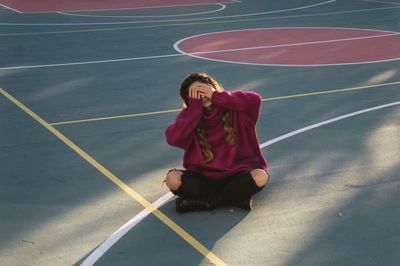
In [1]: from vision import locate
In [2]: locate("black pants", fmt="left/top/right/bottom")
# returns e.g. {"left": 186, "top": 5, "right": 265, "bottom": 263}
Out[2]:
{"left": 171, "top": 170, "right": 266, "bottom": 208}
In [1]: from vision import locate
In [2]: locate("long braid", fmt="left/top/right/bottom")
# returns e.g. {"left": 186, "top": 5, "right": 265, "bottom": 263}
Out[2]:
{"left": 196, "top": 123, "right": 214, "bottom": 163}
{"left": 180, "top": 72, "right": 235, "bottom": 164}
{"left": 222, "top": 109, "right": 235, "bottom": 145}
{"left": 196, "top": 110, "right": 234, "bottom": 164}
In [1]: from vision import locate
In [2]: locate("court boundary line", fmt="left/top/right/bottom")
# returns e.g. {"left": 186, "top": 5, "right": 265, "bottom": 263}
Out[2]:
{"left": 48, "top": 80, "right": 400, "bottom": 126}
{"left": 360, "top": 0, "right": 400, "bottom": 5}
{"left": 174, "top": 27, "right": 400, "bottom": 66}
{"left": 80, "top": 192, "right": 175, "bottom": 266}
{"left": 7, "top": 0, "right": 235, "bottom": 14}
{"left": 84, "top": 100, "right": 400, "bottom": 265}
{"left": 57, "top": 4, "right": 227, "bottom": 18}
{"left": 0, "top": 87, "right": 226, "bottom": 266}
{"left": 1, "top": 26, "right": 400, "bottom": 70}
{"left": 0, "top": 53, "right": 183, "bottom": 71}
{"left": 0, "top": 3, "right": 22, "bottom": 13}
{"left": 1, "top": 5, "right": 399, "bottom": 36}
{"left": 50, "top": 109, "right": 182, "bottom": 126}
{"left": 0, "top": 0, "right": 335, "bottom": 25}
{"left": 0, "top": 1, "right": 396, "bottom": 264}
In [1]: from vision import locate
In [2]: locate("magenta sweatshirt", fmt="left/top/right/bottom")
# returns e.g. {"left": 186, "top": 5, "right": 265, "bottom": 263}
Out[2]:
{"left": 166, "top": 90, "right": 268, "bottom": 180}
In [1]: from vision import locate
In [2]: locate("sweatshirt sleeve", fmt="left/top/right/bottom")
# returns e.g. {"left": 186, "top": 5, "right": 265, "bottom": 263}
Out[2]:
{"left": 211, "top": 90, "right": 262, "bottom": 124}
{"left": 165, "top": 98, "right": 202, "bottom": 149}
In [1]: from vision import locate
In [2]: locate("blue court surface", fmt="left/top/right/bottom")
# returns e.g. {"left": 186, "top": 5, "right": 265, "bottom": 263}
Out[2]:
{"left": 1, "top": 0, "right": 400, "bottom": 265}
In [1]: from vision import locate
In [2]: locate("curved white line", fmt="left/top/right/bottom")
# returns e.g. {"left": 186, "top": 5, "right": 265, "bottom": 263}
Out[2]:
{"left": 31, "top": 2, "right": 232, "bottom": 13}
{"left": 2, "top": 27, "right": 399, "bottom": 70}
{"left": 177, "top": 32, "right": 399, "bottom": 54}
{"left": 57, "top": 4, "right": 226, "bottom": 18}
{"left": 80, "top": 192, "right": 174, "bottom": 266}
{"left": 183, "top": 56, "right": 400, "bottom": 67}
{"left": 259, "top": 101, "right": 400, "bottom": 148}
{"left": 0, "top": 0, "right": 335, "bottom": 26}
{"left": 82, "top": 101, "right": 400, "bottom": 265}
{"left": 174, "top": 26, "right": 400, "bottom": 66}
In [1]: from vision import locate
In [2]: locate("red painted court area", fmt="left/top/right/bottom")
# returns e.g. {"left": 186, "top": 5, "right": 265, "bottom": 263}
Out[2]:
{"left": 175, "top": 28, "right": 400, "bottom": 66}
{"left": 0, "top": 0, "right": 234, "bottom": 13}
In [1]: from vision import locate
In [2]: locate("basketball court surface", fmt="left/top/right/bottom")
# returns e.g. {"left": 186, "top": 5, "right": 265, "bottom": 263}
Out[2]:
{"left": 1, "top": 0, "right": 399, "bottom": 265}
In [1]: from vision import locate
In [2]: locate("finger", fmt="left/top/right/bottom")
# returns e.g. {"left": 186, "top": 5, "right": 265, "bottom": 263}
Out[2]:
{"left": 191, "top": 86, "right": 200, "bottom": 99}
{"left": 194, "top": 89, "right": 199, "bottom": 99}
{"left": 199, "top": 83, "right": 214, "bottom": 89}
{"left": 189, "top": 86, "right": 196, "bottom": 98}
{"left": 197, "top": 83, "right": 214, "bottom": 91}
{"left": 196, "top": 88, "right": 202, "bottom": 99}
{"left": 197, "top": 87, "right": 213, "bottom": 98}
{"left": 198, "top": 84, "right": 214, "bottom": 91}
{"left": 190, "top": 87, "right": 195, "bottom": 98}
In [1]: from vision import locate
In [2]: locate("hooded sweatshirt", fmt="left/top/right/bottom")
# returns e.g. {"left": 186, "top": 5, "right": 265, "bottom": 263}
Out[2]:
{"left": 166, "top": 90, "right": 268, "bottom": 180}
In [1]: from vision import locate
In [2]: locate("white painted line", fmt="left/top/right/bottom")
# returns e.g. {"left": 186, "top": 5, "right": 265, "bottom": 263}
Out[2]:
{"left": 260, "top": 101, "right": 400, "bottom": 148}
{"left": 83, "top": 101, "right": 400, "bottom": 265}
{"left": 2, "top": 6, "right": 399, "bottom": 38}
{"left": 57, "top": 4, "right": 226, "bottom": 18}
{"left": 0, "top": 53, "right": 183, "bottom": 71}
{"left": 23, "top": 1, "right": 234, "bottom": 14}
{"left": 176, "top": 55, "right": 400, "bottom": 68}
{"left": 174, "top": 27, "right": 400, "bottom": 66}
{"left": 0, "top": 3, "right": 22, "bottom": 13}
{"left": 0, "top": 0, "right": 335, "bottom": 25}
{"left": 1, "top": 27, "right": 399, "bottom": 71}
{"left": 80, "top": 192, "right": 174, "bottom": 266}
{"left": 361, "top": 0, "right": 400, "bottom": 5}
{"left": 176, "top": 32, "right": 400, "bottom": 55}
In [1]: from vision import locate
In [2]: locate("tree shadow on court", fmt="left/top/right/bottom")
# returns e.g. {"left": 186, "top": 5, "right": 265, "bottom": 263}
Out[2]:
{"left": 72, "top": 95, "right": 399, "bottom": 265}
{"left": 283, "top": 168, "right": 400, "bottom": 266}
{"left": 2, "top": 61, "right": 400, "bottom": 265}
{"left": 74, "top": 204, "right": 249, "bottom": 266}
{"left": 251, "top": 96, "right": 400, "bottom": 265}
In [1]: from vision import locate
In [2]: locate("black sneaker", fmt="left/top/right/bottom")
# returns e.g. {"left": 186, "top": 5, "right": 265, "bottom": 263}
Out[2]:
{"left": 235, "top": 197, "right": 253, "bottom": 211}
{"left": 175, "top": 198, "right": 212, "bottom": 213}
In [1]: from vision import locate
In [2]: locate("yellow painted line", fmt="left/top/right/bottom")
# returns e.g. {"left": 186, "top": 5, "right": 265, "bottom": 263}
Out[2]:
{"left": 1, "top": 6, "right": 399, "bottom": 36}
{"left": 49, "top": 80, "right": 400, "bottom": 126}
{"left": 360, "top": 0, "right": 400, "bottom": 5}
{"left": 50, "top": 109, "right": 181, "bottom": 126}
{"left": 262, "top": 80, "right": 400, "bottom": 101}
{"left": 0, "top": 87, "right": 226, "bottom": 266}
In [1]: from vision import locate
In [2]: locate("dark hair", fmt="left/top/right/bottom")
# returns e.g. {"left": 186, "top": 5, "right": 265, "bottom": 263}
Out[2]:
{"left": 179, "top": 72, "right": 234, "bottom": 163}
{"left": 180, "top": 72, "right": 223, "bottom": 107}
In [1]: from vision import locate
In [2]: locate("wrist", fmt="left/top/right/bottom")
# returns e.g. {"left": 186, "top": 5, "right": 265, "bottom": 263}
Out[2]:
{"left": 188, "top": 97, "right": 202, "bottom": 113}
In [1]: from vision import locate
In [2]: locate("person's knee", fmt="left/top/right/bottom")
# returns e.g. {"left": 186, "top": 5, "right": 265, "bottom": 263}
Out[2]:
{"left": 165, "top": 170, "right": 183, "bottom": 191}
{"left": 250, "top": 169, "right": 269, "bottom": 187}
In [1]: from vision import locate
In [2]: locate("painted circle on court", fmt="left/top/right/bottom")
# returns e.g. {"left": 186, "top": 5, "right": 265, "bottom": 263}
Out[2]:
{"left": 174, "top": 27, "right": 400, "bottom": 66}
